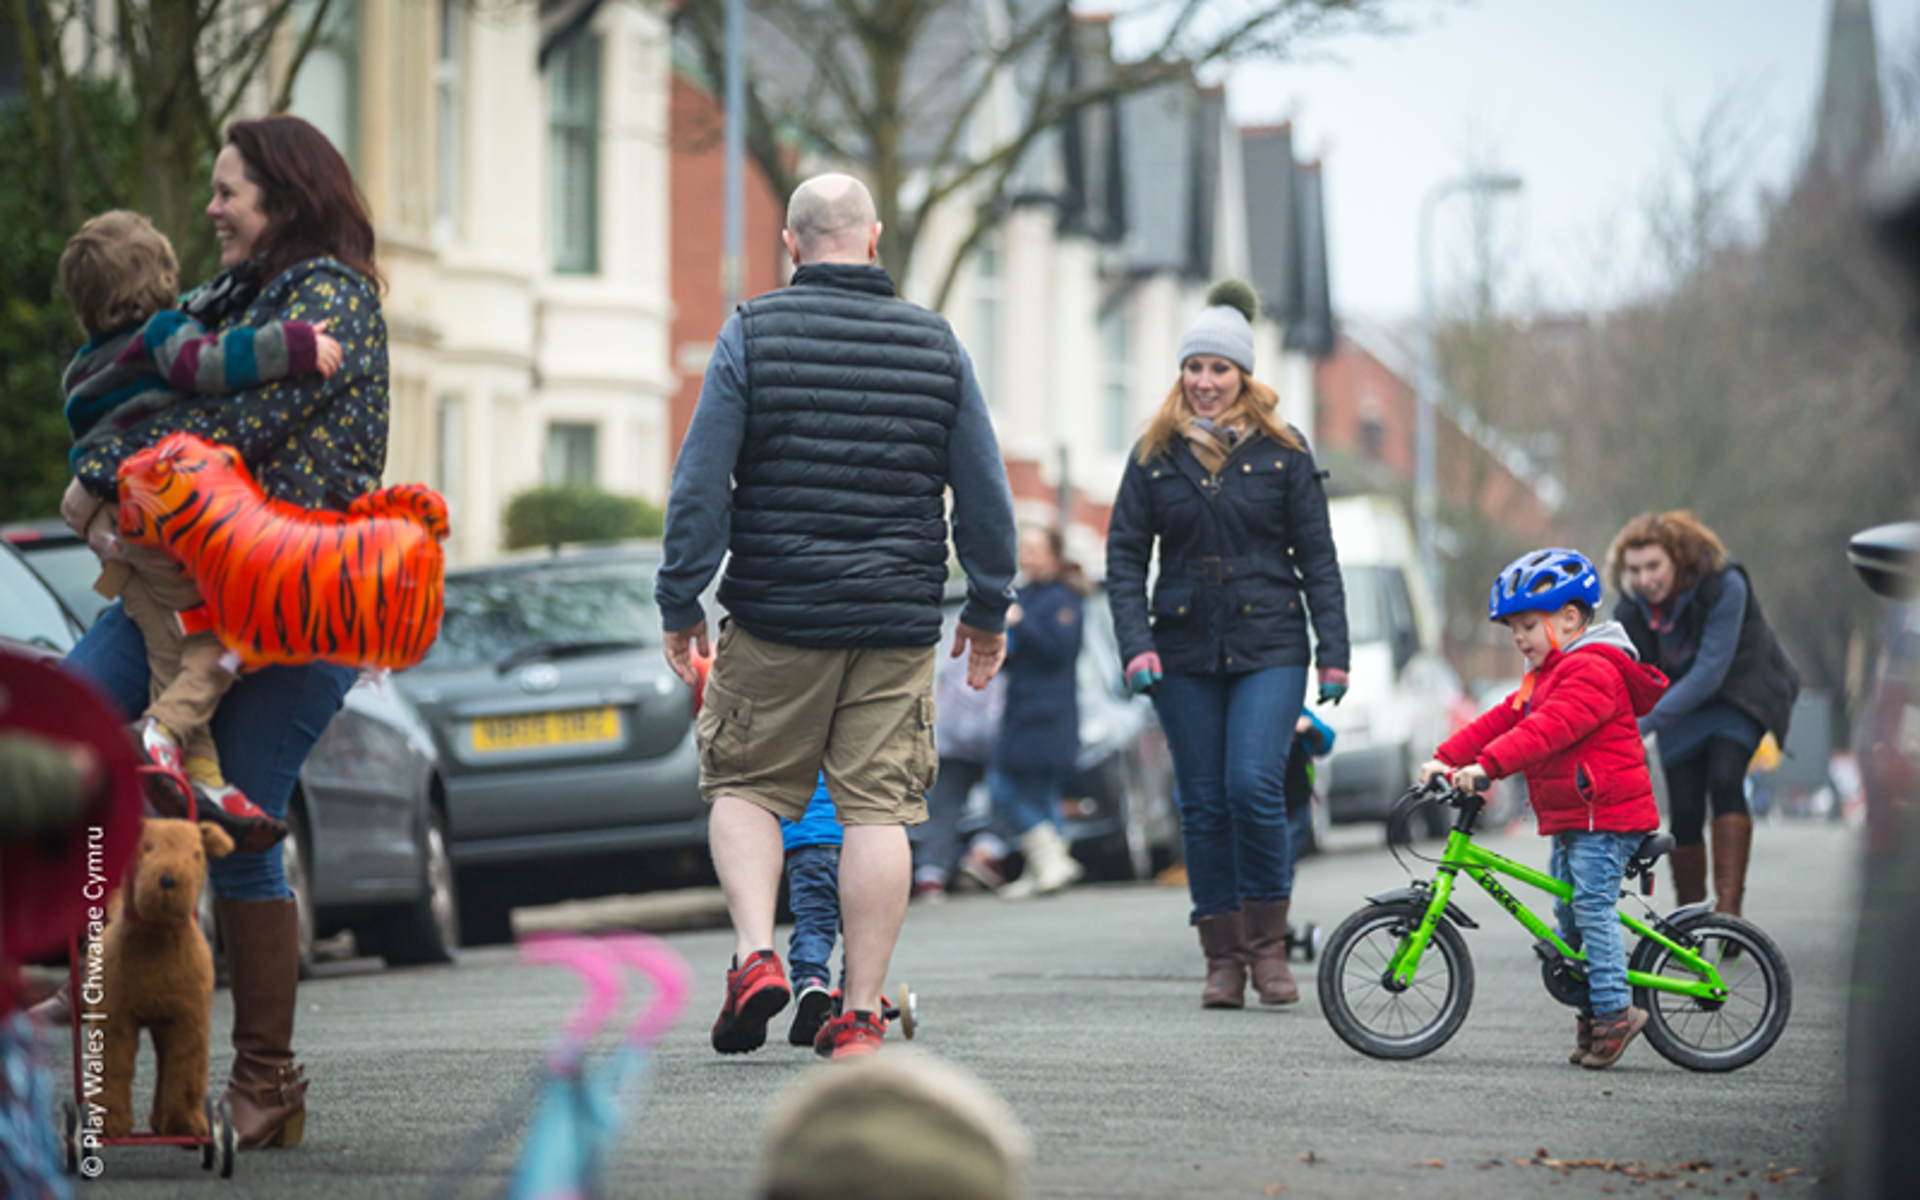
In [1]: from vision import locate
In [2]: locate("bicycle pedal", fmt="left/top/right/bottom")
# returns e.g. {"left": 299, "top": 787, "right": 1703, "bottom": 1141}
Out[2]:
{"left": 1531, "top": 939, "right": 1561, "bottom": 964}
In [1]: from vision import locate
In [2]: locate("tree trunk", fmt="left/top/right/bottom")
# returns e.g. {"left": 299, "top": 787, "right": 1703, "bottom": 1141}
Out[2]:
{"left": 134, "top": 0, "right": 218, "bottom": 267}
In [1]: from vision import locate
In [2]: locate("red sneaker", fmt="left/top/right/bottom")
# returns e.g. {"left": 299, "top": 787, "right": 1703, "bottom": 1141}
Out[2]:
{"left": 813, "top": 1008, "right": 887, "bottom": 1060}
{"left": 711, "top": 950, "right": 791, "bottom": 1054}
{"left": 192, "top": 781, "right": 289, "bottom": 855}
{"left": 131, "top": 717, "right": 193, "bottom": 817}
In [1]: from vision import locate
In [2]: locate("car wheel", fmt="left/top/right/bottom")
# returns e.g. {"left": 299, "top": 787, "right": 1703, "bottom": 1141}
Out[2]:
{"left": 283, "top": 801, "right": 315, "bottom": 978}
{"left": 197, "top": 883, "right": 224, "bottom": 984}
{"left": 376, "top": 801, "right": 461, "bottom": 967}
{"left": 1297, "top": 792, "right": 1331, "bottom": 858}
{"left": 1120, "top": 769, "right": 1155, "bottom": 881}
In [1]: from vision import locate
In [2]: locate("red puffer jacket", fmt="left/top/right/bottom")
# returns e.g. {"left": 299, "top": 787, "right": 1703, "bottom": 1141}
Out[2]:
{"left": 1437, "top": 623, "right": 1669, "bottom": 835}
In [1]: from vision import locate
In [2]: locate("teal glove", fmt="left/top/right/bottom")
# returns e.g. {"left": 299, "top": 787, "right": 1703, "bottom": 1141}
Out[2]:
{"left": 1125, "top": 652, "right": 1163, "bottom": 696}
{"left": 1317, "top": 668, "right": 1349, "bottom": 706}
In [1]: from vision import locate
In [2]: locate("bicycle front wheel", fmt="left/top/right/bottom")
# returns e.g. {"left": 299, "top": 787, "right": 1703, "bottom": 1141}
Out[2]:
{"left": 1319, "top": 900, "right": 1475, "bottom": 1059}
{"left": 1631, "top": 913, "right": 1791, "bottom": 1072}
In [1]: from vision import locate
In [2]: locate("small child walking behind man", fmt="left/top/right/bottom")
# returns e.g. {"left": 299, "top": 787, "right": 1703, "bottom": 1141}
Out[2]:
{"left": 56, "top": 210, "right": 342, "bottom": 854}
{"left": 1422, "top": 549, "right": 1668, "bottom": 1069}
{"left": 781, "top": 776, "right": 846, "bottom": 1051}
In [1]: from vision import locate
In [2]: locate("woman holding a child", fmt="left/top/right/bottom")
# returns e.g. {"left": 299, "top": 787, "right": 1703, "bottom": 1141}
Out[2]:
{"left": 1606, "top": 512, "right": 1800, "bottom": 919}
{"left": 1105, "top": 280, "right": 1349, "bottom": 1011}
{"left": 59, "top": 115, "right": 389, "bottom": 1150}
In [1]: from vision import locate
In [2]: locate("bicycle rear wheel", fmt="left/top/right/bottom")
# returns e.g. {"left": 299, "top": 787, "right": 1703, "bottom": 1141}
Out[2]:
{"left": 1631, "top": 913, "right": 1791, "bottom": 1072}
{"left": 1319, "top": 901, "right": 1474, "bottom": 1059}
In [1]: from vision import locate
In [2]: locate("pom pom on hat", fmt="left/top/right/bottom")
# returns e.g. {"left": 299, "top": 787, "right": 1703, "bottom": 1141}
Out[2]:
{"left": 1204, "top": 278, "right": 1259, "bottom": 323}
{"left": 1178, "top": 278, "right": 1259, "bottom": 375}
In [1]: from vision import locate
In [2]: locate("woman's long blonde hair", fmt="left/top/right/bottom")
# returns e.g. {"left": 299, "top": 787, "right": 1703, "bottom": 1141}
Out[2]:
{"left": 1134, "top": 367, "right": 1305, "bottom": 464}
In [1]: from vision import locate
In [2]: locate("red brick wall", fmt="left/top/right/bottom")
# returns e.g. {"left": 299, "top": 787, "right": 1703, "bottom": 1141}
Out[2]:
{"left": 1313, "top": 335, "right": 1416, "bottom": 479}
{"left": 1314, "top": 333, "right": 1555, "bottom": 539}
{"left": 670, "top": 72, "right": 785, "bottom": 456}
{"left": 1004, "top": 456, "right": 1113, "bottom": 538}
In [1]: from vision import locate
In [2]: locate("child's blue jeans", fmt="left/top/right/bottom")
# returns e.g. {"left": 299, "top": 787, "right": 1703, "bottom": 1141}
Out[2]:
{"left": 785, "top": 843, "right": 841, "bottom": 987}
{"left": 1549, "top": 830, "right": 1645, "bottom": 1017}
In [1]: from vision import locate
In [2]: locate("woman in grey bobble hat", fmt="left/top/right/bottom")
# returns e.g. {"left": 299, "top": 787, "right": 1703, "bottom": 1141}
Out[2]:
{"left": 1104, "top": 280, "right": 1351, "bottom": 1010}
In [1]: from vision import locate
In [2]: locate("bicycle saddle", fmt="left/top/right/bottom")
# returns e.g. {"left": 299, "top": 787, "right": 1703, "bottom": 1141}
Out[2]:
{"left": 1625, "top": 832, "right": 1675, "bottom": 878}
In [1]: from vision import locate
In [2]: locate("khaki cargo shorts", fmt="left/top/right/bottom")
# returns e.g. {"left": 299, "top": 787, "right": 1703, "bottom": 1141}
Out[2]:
{"left": 696, "top": 621, "right": 936, "bottom": 825}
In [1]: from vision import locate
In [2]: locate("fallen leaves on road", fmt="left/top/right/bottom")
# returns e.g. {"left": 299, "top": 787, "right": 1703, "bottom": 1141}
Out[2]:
{"left": 1262, "top": 1184, "right": 1285, "bottom": 1196}
{"left": 1500, "top": 1155, "right": 1812, "bottom": 1185}
{"left": 1409, "top": 1160, "right": 1445, "bottom": 1169}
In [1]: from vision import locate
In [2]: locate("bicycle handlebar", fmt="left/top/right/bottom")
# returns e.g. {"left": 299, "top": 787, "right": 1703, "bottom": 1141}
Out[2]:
{"left": 1414, "top": 776, "right": 1491, "bottom": 807}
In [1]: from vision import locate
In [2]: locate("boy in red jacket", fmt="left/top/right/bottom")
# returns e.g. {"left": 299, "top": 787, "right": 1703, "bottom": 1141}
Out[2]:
{"left": 1421, "top": 549, "right": 1669, "bottom": 1069}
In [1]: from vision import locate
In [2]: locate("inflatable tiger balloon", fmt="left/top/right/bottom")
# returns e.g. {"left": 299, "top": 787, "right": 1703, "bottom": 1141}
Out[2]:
{"left": 116, "top": 433, "right": 449, "bottom": 672}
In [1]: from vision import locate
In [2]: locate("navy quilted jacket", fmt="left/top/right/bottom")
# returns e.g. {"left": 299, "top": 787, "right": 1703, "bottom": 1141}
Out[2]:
{"left": 1106, "top": 432, "right": 1349, "bottom": 677}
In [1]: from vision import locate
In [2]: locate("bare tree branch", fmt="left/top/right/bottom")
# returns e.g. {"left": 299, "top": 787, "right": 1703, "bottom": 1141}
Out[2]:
{"left": 268, "top": 0, "right": 336, "bottom": 115}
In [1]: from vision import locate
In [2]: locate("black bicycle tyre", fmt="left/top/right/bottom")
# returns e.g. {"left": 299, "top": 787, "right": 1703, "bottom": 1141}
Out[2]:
{"left": 1319, "top": 901, "right": 1475, "bottom": 1059}
{"left": 1630, "top": 913, "right": 1791, "bottom": 1073}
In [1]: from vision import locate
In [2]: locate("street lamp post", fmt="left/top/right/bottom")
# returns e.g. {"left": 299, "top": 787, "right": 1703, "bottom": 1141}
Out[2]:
{"left": 1415, "top": 173, "right": 1522, "bottom": 602}
{"left": 721, "top": 0, "right": 746, "bottom": 311}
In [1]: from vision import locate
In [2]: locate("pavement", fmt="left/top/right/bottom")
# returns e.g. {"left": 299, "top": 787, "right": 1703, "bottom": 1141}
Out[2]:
{"left": 37, "top": 819, "right": 1850, "bottom": 1198}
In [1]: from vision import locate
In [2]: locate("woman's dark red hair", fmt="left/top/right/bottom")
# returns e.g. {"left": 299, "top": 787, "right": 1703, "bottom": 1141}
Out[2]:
{"left": 226, "top": 115, "right": 384, "bottom": 291}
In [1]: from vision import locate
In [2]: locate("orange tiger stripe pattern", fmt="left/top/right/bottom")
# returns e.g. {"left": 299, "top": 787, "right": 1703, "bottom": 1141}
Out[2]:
{"left": 117, "top": 432, "right": 449, "bottom": 672}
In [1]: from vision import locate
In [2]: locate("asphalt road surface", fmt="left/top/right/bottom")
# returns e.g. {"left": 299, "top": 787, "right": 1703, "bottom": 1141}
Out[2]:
{"left": 41, "top": 820, "right": 1850, "bottom": 1198}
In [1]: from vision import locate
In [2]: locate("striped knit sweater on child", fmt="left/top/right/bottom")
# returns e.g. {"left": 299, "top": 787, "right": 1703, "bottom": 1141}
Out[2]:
{"left": 64, "top": 310, "right": 319, "bottom": 470}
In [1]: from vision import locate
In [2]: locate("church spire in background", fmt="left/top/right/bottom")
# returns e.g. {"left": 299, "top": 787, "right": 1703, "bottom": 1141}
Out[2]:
{"left": 1810, "top": 0, "right": 1884, "bottom": 182}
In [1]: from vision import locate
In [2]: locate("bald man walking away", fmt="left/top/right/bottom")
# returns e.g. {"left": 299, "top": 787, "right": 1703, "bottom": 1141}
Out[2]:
{"left": 657, "top": 173, "right": 1017, "bottom": 1060}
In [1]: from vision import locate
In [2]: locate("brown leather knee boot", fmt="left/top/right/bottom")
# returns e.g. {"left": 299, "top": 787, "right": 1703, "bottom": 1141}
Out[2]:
{"left": 1241, "top": 900, "right": 1301, "bottom": 1005}
{"left": 1196, "top": 913, "right": 1248, "bottom": 1009}
{"left": 1670, "top": 843, "right": 1708, "bottom": 906}
{"left": 218, "top": 897, "right": 308, "bottom": 1149}
{"left": 1710, "top": 814, "right": 1752, "bottom": 917}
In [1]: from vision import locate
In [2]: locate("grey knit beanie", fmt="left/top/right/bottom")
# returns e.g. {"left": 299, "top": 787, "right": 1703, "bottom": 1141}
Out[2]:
{"left": 1176, "top": 279, "right": 1259, "bottom": 375}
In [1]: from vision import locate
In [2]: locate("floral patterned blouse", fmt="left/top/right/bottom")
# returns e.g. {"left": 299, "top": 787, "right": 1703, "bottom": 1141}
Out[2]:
{"left": 73, "top": 256, "right": 389, "bottom": 512}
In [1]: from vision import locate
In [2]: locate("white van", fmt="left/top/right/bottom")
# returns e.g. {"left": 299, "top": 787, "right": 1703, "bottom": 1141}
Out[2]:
{"left": 1314, "top": 495, "right": 1463, "bottom": 838}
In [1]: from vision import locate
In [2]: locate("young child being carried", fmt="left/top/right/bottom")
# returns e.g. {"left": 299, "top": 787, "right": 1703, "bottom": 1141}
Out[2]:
{"left": 55, "top": 210, "right": 343, "bottom": 854}
{"left": 1420, "top": 548, "right": 1668, "bottom": 1070}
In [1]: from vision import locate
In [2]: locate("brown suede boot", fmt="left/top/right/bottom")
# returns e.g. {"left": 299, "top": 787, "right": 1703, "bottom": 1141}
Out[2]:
{"left": 1710, "top": 814, "right": 1753, "bottom": 917}
{"left": 1242, "top": 900, "right": 1301, "bottom": 1005}
{"left": 1670, "top": 843, "right": 1708, "bottom": 906}
{"left": 1196, "top": 913, "right": 1248, "bottom": 1009}
{"left": 218, "top": 897, "right": 308, "bottom": 1149}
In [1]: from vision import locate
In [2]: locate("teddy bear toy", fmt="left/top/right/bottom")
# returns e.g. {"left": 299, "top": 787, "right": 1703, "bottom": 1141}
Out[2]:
{"left": 85, "top": 816, "right": 234, "bottom": 1137}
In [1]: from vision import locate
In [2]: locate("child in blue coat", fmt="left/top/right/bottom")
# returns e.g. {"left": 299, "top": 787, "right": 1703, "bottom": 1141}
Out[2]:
{"left": 1286, "top": 710, "right": 1336, "bottom": 874}
{"left": 781, "top": 776, "right": 842, "bottom": 1047}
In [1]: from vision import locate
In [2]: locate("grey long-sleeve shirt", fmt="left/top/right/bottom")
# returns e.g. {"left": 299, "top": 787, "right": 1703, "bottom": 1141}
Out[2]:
{"left": 654, "top": 312, "right": 1017, "bottom": 640}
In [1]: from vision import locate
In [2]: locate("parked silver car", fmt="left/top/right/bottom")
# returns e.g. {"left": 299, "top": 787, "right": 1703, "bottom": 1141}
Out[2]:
{"left": 939, "top": 586, "right": 1179, "bottom": 881}
{"left": 394, "top": 543, "right": 706, "bottom": 943}
{"left": 0, "top": 534, "right": 458, "bottom": 972}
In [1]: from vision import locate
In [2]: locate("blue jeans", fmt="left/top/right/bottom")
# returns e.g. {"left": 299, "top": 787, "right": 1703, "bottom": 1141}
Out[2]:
{"left": 785, "top": 844, "right": 841, "bottom": 987}
{"left": 1153, "top": 665, "right": 1307, "bottom": 920}
{"left": 63, "top": 602, "right": 356, "bottom": 900}
{"left": 986, "top": 767, "right": 1067, "bottom": 840}
{"left": 1549, "top": 830, "right": 1644, "bottom": 1016}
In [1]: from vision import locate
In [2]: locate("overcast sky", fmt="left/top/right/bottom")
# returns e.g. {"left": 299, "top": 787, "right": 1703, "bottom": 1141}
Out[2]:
{"left": 1218, "top": 0, "right": 1920, "bottom": 322}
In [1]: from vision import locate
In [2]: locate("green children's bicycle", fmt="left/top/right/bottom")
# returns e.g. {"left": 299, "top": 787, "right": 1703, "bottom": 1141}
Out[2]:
{"left": 1318, "top": 778, "right": 1791, "bottom": 1071}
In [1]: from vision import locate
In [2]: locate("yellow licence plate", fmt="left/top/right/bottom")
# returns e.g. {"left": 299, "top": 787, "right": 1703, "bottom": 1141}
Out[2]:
{"left": 470, "top": 707, "right": 621, "bottom": 754}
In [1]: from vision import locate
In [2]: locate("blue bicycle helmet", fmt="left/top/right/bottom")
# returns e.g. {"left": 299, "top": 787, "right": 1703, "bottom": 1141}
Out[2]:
{"left": 1488, "top": 548, "right": 1602, "bottom": 621}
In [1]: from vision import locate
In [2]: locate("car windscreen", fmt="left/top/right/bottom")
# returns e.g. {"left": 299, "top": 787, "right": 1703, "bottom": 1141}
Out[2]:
{"left": 0, "top": 548, "right": 80, "bottom": 654}
{"left": 18, "top": 542, "right": 112, "bottom": 629}
{"left": 421, "top": 558, "right": 664, "bottom": 669}
{"left": 1339, "top": 564, "right": 1386, "bottom": 645}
